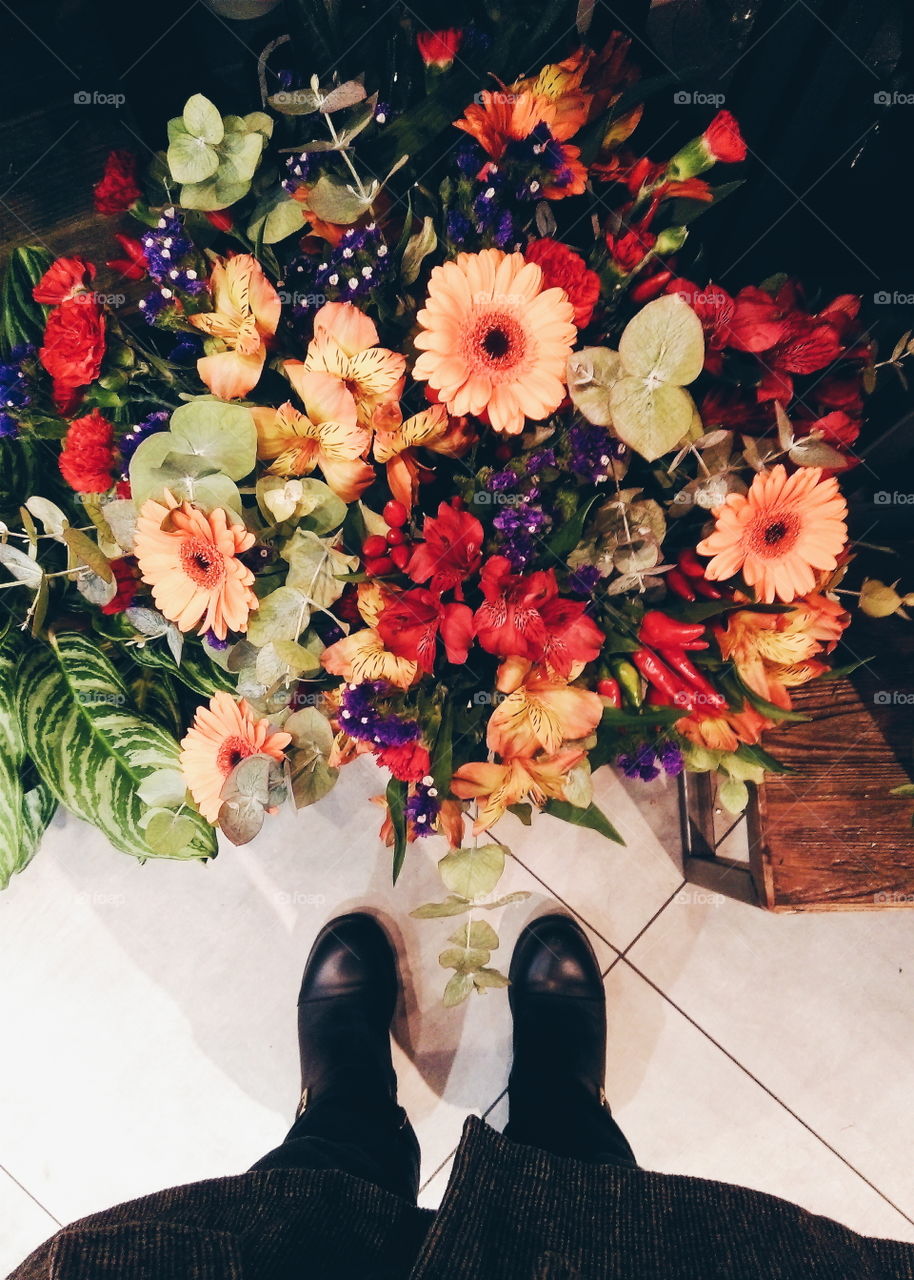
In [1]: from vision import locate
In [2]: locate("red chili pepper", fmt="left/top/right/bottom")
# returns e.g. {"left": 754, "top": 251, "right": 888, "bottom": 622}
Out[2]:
{"left": 660, "top": 648, "right": 727, "bottom": 710}
{"left": 630, "top": 269, "right": 673, "bottom": 303}
{"left": 639, "top": 610, "right": 708, "bottom": 651}
{"left": 632, "top": 647, "right": 695, "bottom": 711}
{"left": 676, "top": 548, "right": 708, "bottom": 580}
{"left": 665, "top": 568, "right": 697, "bottom": 602}
{"left": 693, "top": 577, "right": 723, "bottom": 600}
{"left": 597, "top": 677, "right": 622, "bottom": 707}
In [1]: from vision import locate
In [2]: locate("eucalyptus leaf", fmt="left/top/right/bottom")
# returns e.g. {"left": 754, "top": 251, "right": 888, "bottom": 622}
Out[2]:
{"left": 168, "top": 134, "right": 220, "bottom": 185}
{"left": 183, "top": 93, "right": 224, "bottom": 145}
{"left": 438, "top": 844, "right": 506, "bottom": 901}
{"left": 0, "top": 543, "right": 42, "bottom": 588}
{"left": 305, "top": 175, "right": 373, "bottom": 225}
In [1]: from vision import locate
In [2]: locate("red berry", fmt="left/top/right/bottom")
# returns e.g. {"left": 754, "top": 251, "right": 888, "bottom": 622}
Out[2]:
{"left": 362, "top": 535, "right": 388, "bottom": 559}
{"left": 385, "top": 527, "right": 406, "bottom": 546}
{"left": 364, "top": 555, "right": 395, "bottom": 576}
{"left": 383, "top": 500, "right": 408, "bottom": 527}
{"left": 389, "top": 544, "right": 410, "bottom": 570}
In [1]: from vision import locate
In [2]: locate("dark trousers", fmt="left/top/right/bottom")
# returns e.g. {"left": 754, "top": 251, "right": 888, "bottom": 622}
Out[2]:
{"left": 251, "top": 1092, "right": 636, "bottom": 1203}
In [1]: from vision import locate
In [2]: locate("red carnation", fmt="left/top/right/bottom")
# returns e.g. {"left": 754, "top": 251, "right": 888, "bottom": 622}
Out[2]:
{"left": 100, "top": 557, "right": 139, "bottom": 614}
{"left": 406, "top": 502, "right": 483, "bottom": 598}
{"left": 525, "top": 238, "right": 601, "bottom": 329}
{"left": 58, "top": 409, "right": 116, "bottom": 493}
{"left": 376, "top": 740, "right": 432, "bottom": 783}
{"left": 93, "top": 150, "right": 141, "bottom": 215}
{"left": 416, "top": 29, "right": 463, "bottom": 70}
{"left": 702, "top": 110, "right": 747, "bottom": 164}
{"left": 39, "top": 295, "right": 106, "bottom": 409}
{"left": 33, "top": 257, "right": 95, "bottom": 305}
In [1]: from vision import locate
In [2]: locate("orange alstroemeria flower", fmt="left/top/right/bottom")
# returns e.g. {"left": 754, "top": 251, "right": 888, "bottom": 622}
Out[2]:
{"left": 189, "top": 254, "right": 281, "bottom": 399}
{"left": 510, "top": 48, "right": 592, "bottom": 140}
{"left": 251, "top": 370, "right": 374, "bottom": 504}
{"left": 487, "top": 671, "right": 603, "bottom": 758}
{"left": 285, "top": 300, "right": 405, "bottom": 428}
{"left": 320, "top": 581, "right": 418, "bottom": 689}
{"left": 372, "top": 402, "right": 474, "bottom": 511}
{"left": 451, "top": 749, "right": 584, "bottom": 834}
{"left": 675, "top": 704, "right": 773, "bottom": 754}
{"left": 454, "top": 90, "right": 587, "bottom": 198}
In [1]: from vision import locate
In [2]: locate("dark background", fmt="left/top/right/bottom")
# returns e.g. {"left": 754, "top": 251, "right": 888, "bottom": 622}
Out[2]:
{"left": 1, "top": 0, "right": 912, "bottom": 527}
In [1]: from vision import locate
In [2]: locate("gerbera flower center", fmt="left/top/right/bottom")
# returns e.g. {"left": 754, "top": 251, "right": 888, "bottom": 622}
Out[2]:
{"left": 748, "top": 511, "right": 800, "bottom": 558}
{"left": 180, "top": 537, "right": 226, "bottom": 588}
{"left": 216, "top": 735, "right": 254, "bottom": 776}
{"left": 466, "top": 311, "right": 528, "bottom": 376}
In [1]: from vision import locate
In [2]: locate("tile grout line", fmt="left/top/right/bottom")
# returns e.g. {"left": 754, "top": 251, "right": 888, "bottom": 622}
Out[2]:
{"left": 618, "top": 954, "right": 914, "bottom": 1229}
{"left": 420, "top": 880, "right": 688, "bottom": 1195}
{"left": 0, "top": 1162, "right": 63, "bottom": 1227}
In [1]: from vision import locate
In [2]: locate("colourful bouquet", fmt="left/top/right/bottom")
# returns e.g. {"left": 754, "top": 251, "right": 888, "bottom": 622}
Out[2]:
{"left": 0, "top": 11, "right": 890, "bottom": 999}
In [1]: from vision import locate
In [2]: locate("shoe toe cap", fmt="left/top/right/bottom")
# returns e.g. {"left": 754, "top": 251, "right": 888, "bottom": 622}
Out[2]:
{"left": 510, "top": 914, "right": 603, "bottom": 998}
{"left": 299, "top": 913, "right": 397, "bottom": 1003}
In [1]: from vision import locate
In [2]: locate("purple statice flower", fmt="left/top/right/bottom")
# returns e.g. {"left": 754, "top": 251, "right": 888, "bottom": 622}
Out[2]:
{"left": 454, "top": 139, "right": 482, "bottom": 176}
{"left": 339, "top": 681, "right": 420, "bottom": 748}
{"left": 493, "top": 499, "right": 551, "bottom": 570}
{"left": 503, "top": 122, "right": 575, "bottom": 200}
{"left": 567, "top": 564, "right": 602, "bottom": 596}
{"left": 528, "top": 447, "right": 557, "bottom": 477}
{"left": 138, "top": 208, "right": 206, "bottom": 322}
{"left": 486, "top": 468, "right": 516, "bottom": 493}
{"left": 657, "top": 740, "right": 684, "bottom": 777}
{"left": 567, "top": 422, "right": 627, "bottom": 484}
{"left": 167, "top": 334, "right": 202, "bottom": 364}
{"left": 288, "top": 222, "right": 394, "bottom": 313}
{"left": 446, "top": 209, "right": 473, "bottom": 244}
{"left": 118, "top": 410, "right": 170, "bottom": 478}
{"left": 373, "top": 100, "right": 391, "bottom": 125}
{"left": 405, "top": 777, "right": 441, "bottom": 837}
{"left": 282, "top": 151, "right": 312, "bottom": 196}
{"left": 205, "top": 628, "right": 230, "bottom": 650}
{"left": 617, "top": 746, "right": 661, "bottom": 782}
{"left": 0, "top": 344, "right": 34, "bottom": 437}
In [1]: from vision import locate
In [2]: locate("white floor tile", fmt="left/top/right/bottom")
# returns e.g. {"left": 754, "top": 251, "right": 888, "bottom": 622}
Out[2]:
{"left": 502, "top": 766, "right": 683, "bottom": 950}
{"left": 0, "top": 758, "right": 613, "bottom": 1232}
{"left": 626, "top": 893, "right": 914, "bottom": 1221}
{"left": 0, "top": 1171, "right": 59, "bottom": 1277}
{"left": 603, "top": 961, "right": 914, "bottom": 1242}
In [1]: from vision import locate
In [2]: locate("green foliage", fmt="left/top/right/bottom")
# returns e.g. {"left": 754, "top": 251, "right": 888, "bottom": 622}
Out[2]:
{"left": 0, "top": 631, "right": 56, "bottom": 888}
{"left": 166, "top": 97, "right": 271, "bottom": 210}
{"left": 17, "top": 632, "right": 216, "bottom": 862}
{"left": 542, "top": 800, "right": 624, "bottom": 844}
{"left": 129, "top": 399, "right": 257, "bottom": 510}
{"left": 0, "top": 245, "right": 53, "bottom": 357}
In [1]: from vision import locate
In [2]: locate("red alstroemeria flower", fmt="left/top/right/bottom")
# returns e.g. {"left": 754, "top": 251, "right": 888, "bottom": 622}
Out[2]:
{"left": 377, "top": 588, "right": 474, "bottom": 673}
{"left": 33, "top": 257, "right": 96, "bottom": 305}
{"left": 474, "top": 557, "right": 603, "bottom": 675}
{"left": 106, "top": 233, "right": 147, "bottom": 281}
{"left": 406, "top": 502, "right": 484, "bottom": 598}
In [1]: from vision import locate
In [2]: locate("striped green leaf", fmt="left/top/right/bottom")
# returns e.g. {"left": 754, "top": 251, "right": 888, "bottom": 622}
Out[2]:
{"left": 18, "top": 632, "right": 216, "bottom": 862}
{"left": 0, "top": 631, "right": 57, "bottom": 888}
{"left": 0, "top": 245, "right": 53, "bottom": 357}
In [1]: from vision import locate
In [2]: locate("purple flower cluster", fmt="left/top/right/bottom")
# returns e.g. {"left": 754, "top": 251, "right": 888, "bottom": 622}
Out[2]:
{"left": 567, "top": 564, "right": 602, "bottom": 596}
{"left": 617, "top": 740, "right": 684, "bottom": 782}
{"left": 282, "top": 151, "right": 312, "bottom": 196}
{"left": 483, "top": 466, "right": 553, "bottom": 569}
{"left": 405, "top": 777, "right": 441, "bottom": 837}
{"left": 118, "top": 410, "right": 170, "bottom": 480}
{"left": 566, "top": 422, "right": 627, "bottom": 484}
{"left": 503, "top": 122, "right": 576, "bottom": 199}
{"left": 284, "top": 222, "right": 394, "bottom": 312}
{"left": 0, "top": 344, "right": 35, "bottom": 438}
{"left": 339, "top": 680, "right": 420, "bottom": 748}
{"left": 138, "top": 208, "right": 206, "bottom": 325}
{"left": 447, "top": 144, "right": 520, "bottom": 250}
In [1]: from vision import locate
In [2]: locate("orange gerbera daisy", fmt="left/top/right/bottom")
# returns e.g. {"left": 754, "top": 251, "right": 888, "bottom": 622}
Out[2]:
{"left": 179, "top": 692, "right": 291, "bottom": 823}
{"left": 134, "top": 490, "right": 259, "bottom": 640}
{"left": 697, "top": 465, "right": 848, "bottom": 604}
{"left": 413, "top": 249, "right": 576, "bottom": 435}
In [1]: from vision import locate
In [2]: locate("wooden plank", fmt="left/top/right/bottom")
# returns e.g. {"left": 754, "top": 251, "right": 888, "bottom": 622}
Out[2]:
{"left": 749, "top": 614, "right": 914, "bottom": 911}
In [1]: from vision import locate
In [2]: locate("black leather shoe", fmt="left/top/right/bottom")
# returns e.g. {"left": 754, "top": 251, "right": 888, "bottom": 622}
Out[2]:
{"left": 505, "top": 914, "right": 637, "bottom": 1165}
{"left": 297, "top": 912, "right": 400, "bottom": 1107}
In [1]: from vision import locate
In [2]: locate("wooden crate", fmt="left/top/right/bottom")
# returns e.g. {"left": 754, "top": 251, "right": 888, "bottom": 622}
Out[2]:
{"left": 683, "top": 614, "right": 914, "bottom": 911}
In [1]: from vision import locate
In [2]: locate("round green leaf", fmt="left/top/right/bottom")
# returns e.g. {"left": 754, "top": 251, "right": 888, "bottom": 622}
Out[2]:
{"left": 167, "top": 134, "right": 219, "bottom": 184}
{"left": 618, "top": 293, "right": 705, "bottom": 386}
{"left": 169, "top": 400, "right": 258, "bottom": 481}
{"left": 248, "top": 197, "right": 306, "bottom": 245}
{"left": 609, "top": 376, "right": 696, "bottom": 463}
{"left": 183, "top": 93, "right": 224, "bottom": 145}
{"left": 438, "top": 844, "right": 506, "bottom": 901}
{"left": 246, "top": 586, "right": 311, "bottom": 646}
{"left": 566, "top": 347, "right": 621, "bottom": 427}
